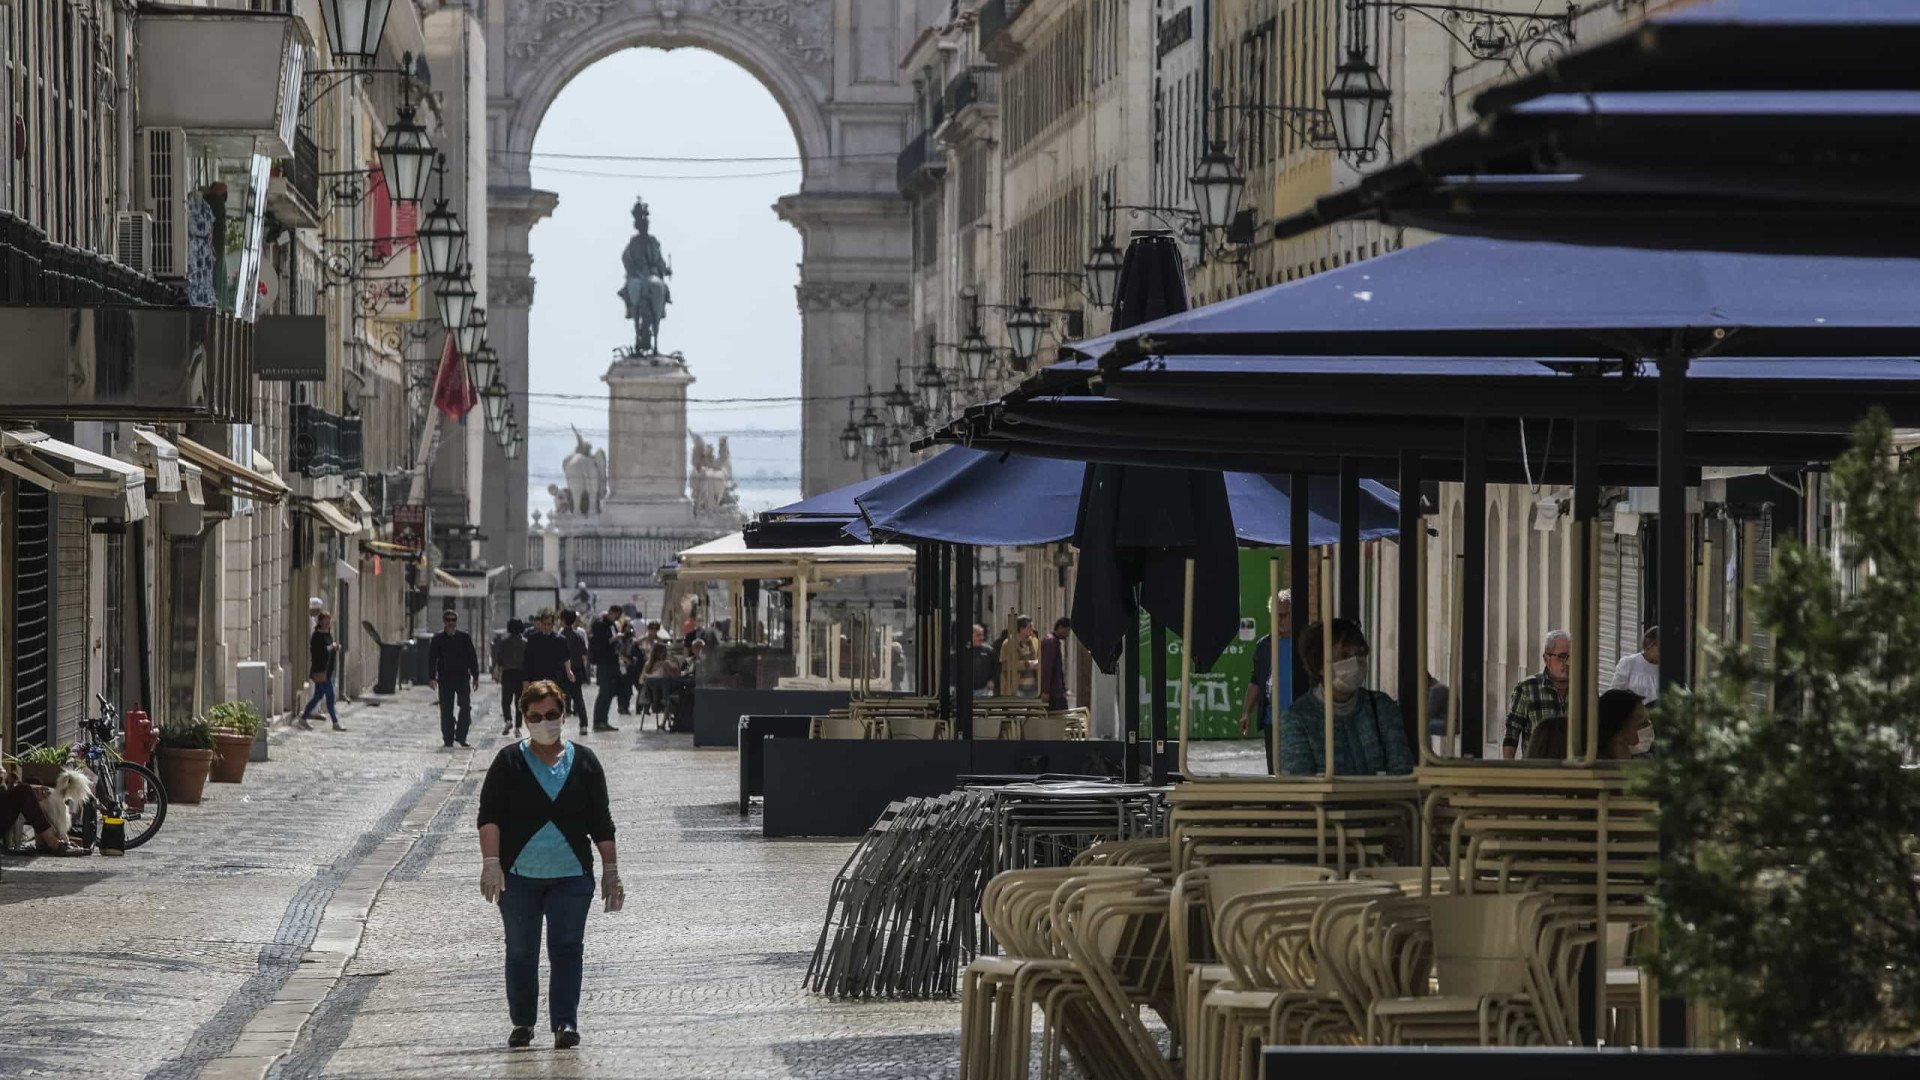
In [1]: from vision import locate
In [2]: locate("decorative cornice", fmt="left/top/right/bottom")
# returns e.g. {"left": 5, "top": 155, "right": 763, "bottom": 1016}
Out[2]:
{"left": 494, "top": 275, "right": 537, "bottom": 308}
{"left": 795, "top": 280, "right": 911, "bottom": 313}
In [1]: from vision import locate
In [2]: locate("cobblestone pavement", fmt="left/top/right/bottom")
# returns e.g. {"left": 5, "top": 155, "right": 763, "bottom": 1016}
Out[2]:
{"left": 0, "top": 686, "right": 968, "bottom": 1080}
{"left": 0, "top": 693, "right": 463, "bottom": 1080}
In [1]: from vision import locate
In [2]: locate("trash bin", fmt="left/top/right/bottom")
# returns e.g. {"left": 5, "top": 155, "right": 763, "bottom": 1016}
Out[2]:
{"left": 375, "top": 643, "right": 404, "bottom": 695}
{"left": 408, "top": 634, "right": 435, "bottom": 686}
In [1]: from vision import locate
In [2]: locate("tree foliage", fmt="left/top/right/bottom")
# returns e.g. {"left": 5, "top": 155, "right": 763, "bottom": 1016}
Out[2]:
{"left": 1645, "top": 411, "right": 1920, "bottom": 1050}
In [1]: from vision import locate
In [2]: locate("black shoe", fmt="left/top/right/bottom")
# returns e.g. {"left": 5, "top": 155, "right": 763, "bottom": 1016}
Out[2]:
{"left": 508, "top": 1026, "right": 533, "bottom": 1048}
{"left": 594, "top": 723, "right": 620, "bottom": 733}
{"left": 456, "top": 739, "right": 471, "bottom": 748}
{"left": 579, "top": 725, "right": 590, "bottom": 735}
{"left": 553, "top": 1025, "right": 580, "bottom": 1049}
{"left": 443, "top": 742, "right": 454, "bottom": 748}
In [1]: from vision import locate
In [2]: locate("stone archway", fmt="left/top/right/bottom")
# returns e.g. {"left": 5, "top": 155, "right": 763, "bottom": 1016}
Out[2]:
{"left": 484, "top": 0, "right": 911, "bottom": 574}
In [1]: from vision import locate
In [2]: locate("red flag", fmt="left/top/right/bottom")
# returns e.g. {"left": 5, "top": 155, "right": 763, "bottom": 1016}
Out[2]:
{"left": 431, "top": 335, "right": 477, "bottom": 420}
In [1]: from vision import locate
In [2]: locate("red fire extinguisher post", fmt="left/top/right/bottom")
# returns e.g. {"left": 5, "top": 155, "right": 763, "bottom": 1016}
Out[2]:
{"left": 122, "top": 705, "right": 156, "bottom": 811}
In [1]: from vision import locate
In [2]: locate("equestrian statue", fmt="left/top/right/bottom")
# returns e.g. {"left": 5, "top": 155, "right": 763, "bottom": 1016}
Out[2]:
{"left": 617, "top": 197, "right": 673, "bottom": 356}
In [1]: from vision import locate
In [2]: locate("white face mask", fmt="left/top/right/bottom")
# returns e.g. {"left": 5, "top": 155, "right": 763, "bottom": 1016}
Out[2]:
{"left": 1632, "top": 723, "right": 1655, "bottom": 756}
{"left": 1331, "top": 657, "right": 1367, "bottom": 696}
{"left": 527, "top": 719, "right": 565, "bottom": 746}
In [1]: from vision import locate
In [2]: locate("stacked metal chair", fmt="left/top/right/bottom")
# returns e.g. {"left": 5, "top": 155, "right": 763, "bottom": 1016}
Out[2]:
{"left": 987, "top": 782, "right": 1166, "bottom": 880}
{"left": 1167, "top": 782, "right": 1421, "bottom": 877}
{"left": 805, "top": 791, "right": 995, "bottom": 999}
{"left": 972, "top": 697, "right": 1054, "bottom": 739}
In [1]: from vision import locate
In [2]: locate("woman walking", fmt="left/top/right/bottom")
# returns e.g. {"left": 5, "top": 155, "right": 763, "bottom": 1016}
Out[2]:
{"left": 477, "top": 680, "right": 624, "bottom": 1049}
{"left": 298, "top": 611, "right": 344, "bottom": 731}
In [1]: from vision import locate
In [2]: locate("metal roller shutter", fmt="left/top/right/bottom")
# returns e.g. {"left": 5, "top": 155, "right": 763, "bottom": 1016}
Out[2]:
{"left": 11, "top": 485, "right": 52, "bottom": 747}
{"left": 53, "top": 496, "right": 87, "bottom": 746}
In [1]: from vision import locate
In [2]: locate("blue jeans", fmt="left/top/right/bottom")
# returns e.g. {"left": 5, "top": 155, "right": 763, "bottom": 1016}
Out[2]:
{"left": 301, "top": 678, "right": 337, "bottom": 722}
{"left": 499, "top": 872, "right": 594, "bottom": 1030}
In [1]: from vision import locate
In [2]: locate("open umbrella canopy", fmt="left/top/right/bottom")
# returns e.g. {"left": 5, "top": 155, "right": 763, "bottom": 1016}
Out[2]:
{"left": 743, "top": 471, "right": 893, "bottom": 549}
{"left": 1065, "top": 236, "right": 1920, "bottom": 365}
{"left": 1270, "top": 92, "right": 1920, "bottom": 256}
{"left": 1474, "top": 0, "right": 1920, "bottom": 114}
{"left": 849, "top": 445, "right": 1398, "bottom": 548}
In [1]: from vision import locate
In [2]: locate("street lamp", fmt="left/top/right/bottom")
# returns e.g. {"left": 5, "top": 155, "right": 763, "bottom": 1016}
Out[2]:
{"left": 504, "top": 429, "right": 523, "bottom": 461}
{"left": 481, "top": 371, "right": 506, "bottom": 435}
{"left": 1189, "top": 138, "right": 1246, "bottom": 234}
{"left": 467, "top": 340, "right": 498, "bottom": 392}
{"left": 416, "top": 156, "right": 465, "bottom": 279}
{"left": 959, "top": 296, "right": 996, "bottom": 383}
{"left": 884, "top": 360, "right": 915, "bottom": 429}
{"left": 1005, "top": 290, "right": 1048, "bottom": 372}
{"left": 1083, "top": 233, "right": 1123, "bottom": 310}
{"left": 1324, "top": 48, "right": 1390, "bottom": 159}
{"left": 497, "top": 403, "right": 515, "bottom": 450}
{"left": 456, "top": 306, "right": 487, "bottom": 358}
{"left": 435, "top": 263, "right": 475, "bottom": 333}
{"left": 915, "top": 350, "right": 948, "bottom": 416}
{"left": 318, "top": 0, "right": 394, "bottom": 63}
{"left": 375, "top": 106, "right": 435, "bottom": 205}
{"left": 839, "top": 401, "right": 862, "bottom": 462}
{"left": 882, "top": 431, "right": 904, "bottom": 469}
{"left": 858, "top": 390, "right": 883, "bottom": 449}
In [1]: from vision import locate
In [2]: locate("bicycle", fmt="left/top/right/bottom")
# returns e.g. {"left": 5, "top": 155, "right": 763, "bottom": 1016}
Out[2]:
{"left": 69, "top": 694, "right": 169, "bottom": 851}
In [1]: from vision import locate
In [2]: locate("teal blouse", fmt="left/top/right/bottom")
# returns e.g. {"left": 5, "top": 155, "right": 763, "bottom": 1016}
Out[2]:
{"left": 511, "top": 740, "right": 584, "bottom": 878}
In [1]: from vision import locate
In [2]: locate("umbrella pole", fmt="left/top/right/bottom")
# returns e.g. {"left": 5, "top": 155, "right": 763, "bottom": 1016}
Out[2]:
{"left": 1322, "top": 548, "right": 1335, "bottom": 780}
{"left": 1448, "top": 551, "right": 1463, "bottom": 759}
{"left": 1269, "top": 557, "right": 1281, "bottom": 777}
{"left": 1178, "top": 558, "right": 1196, "bottom": 783}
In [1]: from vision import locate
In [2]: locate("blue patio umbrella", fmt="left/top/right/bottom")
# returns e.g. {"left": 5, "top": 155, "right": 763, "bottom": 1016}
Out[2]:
{"left": 850, "top": 446, "right": 1399, "bottom": 549}
{"left": 743, "top": 471, "right": 893, "bottom": 549}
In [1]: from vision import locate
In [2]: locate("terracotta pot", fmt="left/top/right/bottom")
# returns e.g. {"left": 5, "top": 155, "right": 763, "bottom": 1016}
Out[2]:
{"left": 157, "top": 748, "right": 214, "bottom": 804}
{"left": 17, "top": 761, "right": 68, "bottom": 786}
{"left": 209, "top": 732, "right": 254, "bottom": 784}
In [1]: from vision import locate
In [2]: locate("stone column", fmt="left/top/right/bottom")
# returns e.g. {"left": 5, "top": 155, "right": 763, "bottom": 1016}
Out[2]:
{"left": 776, "top": 193, "right": 912, "bottom": 497}
{"left": 486, "top": 186, "right": 557, "bottom": 586}
{"left": 603, "top": 358, "right": 693, "bottom": 503}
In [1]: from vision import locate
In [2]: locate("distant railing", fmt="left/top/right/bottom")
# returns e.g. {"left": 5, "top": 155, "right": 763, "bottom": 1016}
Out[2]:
{"left": 944, "top": 66, "right": 1000, "bottom": 117}
{"left": 287, "top": 129, "right": 321, "bottom": 215}
{"left": 896, "top": 129, "right": 948, "bottom": 194}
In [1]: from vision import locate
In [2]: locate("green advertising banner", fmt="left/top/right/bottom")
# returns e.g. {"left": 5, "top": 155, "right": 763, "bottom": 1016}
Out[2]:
{"left": 1135, "top": 549, "right": 1292, "bottom": 740}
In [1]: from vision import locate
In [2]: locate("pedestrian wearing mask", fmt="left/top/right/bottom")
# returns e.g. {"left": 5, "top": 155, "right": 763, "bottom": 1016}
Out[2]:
{"left": 477, "top": 680, "right": 623, "bottom": 1051}
{"left": 1276, "top": 618, "right": 1412, "bottom": 776}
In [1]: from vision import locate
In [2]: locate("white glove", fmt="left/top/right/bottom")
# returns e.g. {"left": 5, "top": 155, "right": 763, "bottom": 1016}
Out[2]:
{"left": 480, "top": 857, "right": 505, "bottom": 903}
{"left": 601, "top": 862, "right": 625, "bottom": 913}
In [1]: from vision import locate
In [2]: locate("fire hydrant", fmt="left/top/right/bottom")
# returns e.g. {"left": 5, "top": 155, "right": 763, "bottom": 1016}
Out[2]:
{"left": 122, "top": 705, "right": 157, "bottom": 810}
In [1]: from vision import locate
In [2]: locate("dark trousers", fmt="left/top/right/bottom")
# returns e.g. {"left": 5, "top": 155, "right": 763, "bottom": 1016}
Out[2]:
{"left": 1, "top": 783, "right": 53, "bottom": 838}
{"left": 439, "top": 679, "right": 472, "bottom": 744}
{"left": 615, "top": 664, "right": 633, "bottom": 713}
{"left": 592, "top": 661, "right": 623, "bottom": 728}
{"left": 565, "top": 677, "right": 588, "bottom": 730}
{"left": 499, "top": 872, "right": 594, "bottom": 1030}
{"left": 1046, "top": 692, "right": 1068, "bottom": 711}
{"left": 500, "top": 669, "right": 525, "bottom": 729}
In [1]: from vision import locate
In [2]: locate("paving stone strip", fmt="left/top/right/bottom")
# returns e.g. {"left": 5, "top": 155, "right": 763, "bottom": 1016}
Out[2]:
{"left": 188, "top": 752, "right": 479, "bottom": 1080}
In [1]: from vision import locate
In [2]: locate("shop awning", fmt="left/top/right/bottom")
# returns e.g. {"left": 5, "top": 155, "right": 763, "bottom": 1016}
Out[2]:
{"left": 674, "top": 531, "right": 916, "bottom": 581}
{"left": 429, "top": 567, "right": 500, "bottom": 598}
{"left": 360, "top": 539, "right": 418, "bottom": 559}
{"left": 744, "top": 472, "right": 894, "bottom": 549}
{"left": 178, "top": 461, "right": 205, "bottom": 506}
{"left": 0, "top": 429, "right": 148, "bottom": 521}
{"left": 347, "top": 489, "right": 375, "bottom": 518}
{"left": 178, "top": 436, "right": 289, "bottom": 504}
{"left": 306, "top": 499, "right": 362, "bottom": 536}
{"left": 129, "top": 427, "right": 183, "bottom": 494}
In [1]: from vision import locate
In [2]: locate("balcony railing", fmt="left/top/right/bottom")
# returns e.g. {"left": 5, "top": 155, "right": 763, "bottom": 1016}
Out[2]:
{"left": 896, "top": 129, "right": 948, "bottom": 194}
{"left": 944, "top": 66, "right": 1000, "bottom": 118}
{"left": 0, "top": 212, "right": 183, "bottom": 306}
{"left": 979, "top": 0, "right": 1011, "bottom": 47}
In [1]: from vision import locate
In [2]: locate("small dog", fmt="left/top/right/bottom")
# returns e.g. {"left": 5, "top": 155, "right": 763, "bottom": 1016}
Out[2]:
{"left": 5, "top": 767, "right": 94, "bottom": 849}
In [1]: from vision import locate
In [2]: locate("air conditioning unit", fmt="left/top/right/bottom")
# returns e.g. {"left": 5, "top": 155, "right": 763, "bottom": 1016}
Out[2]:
{"left": 138, "top": 127, "right": 191, "bottom": 279}
{"left": 114, "top": 211, "right": 154, "bottom": 275}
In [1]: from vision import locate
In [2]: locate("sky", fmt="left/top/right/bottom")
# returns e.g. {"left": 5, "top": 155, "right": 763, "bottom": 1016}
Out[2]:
{"left": 525, "top": 47, "right": 805, "bottom": 519}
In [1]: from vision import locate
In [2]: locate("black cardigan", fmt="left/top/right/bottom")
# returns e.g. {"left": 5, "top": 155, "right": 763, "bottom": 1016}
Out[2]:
{"left": 477, "top": 742, "right": 616, "bottom": 876}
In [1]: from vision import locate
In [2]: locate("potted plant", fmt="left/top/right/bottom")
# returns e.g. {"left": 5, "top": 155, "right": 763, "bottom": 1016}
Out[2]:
{"left": 206, "top": 702, "right": 261, "bottom": 784}
{"left": 8, "top": 744, "right": 71, "bottom": 787}
{"left": 156, "top": 718, "right": 216, "bottom": 804}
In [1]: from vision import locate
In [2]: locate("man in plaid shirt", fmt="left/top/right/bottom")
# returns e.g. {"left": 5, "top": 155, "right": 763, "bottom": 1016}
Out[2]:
{"left": 1504, "top": 629, "right": 1572, "bottom": 758}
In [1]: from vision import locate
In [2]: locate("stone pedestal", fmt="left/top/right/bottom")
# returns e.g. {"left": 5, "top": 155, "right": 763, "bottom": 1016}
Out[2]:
{"left": 605, "top": 355, "right": 693, "bottom": 505}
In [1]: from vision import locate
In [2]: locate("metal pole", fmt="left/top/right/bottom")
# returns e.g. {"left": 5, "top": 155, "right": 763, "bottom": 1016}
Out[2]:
{"left": 1396, "top": 449, "right": 1424, "bottom": 756}
{"left": 1461, "top": 418, "right": 1488, "bottom": 757}
{"left": 955, "top": 545, "right": 975, "bottom": 739}
{"left": 1572, "top": 420, "right": 1600, "bottom": 764}
{"left": 1339, "top": 457, "right": 1361, "bottom": 620}
{"left": 1289, "top": 471, "right": 1311, "bottom": 691}
{"left": 1657, "top": 352, "right": 1691, "bottom": 1047}
{"left": 937, "top": 544, "right": 952, "bottom": 721}
{"left": 1150, "top": 614, "right": 1169, "bottom": 785}
{"left": 1123, "top": 605, "right": 1142, "bottom": 781}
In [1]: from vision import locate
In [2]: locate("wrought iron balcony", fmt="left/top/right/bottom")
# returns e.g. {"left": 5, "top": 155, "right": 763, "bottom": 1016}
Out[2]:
{"left": 944, "top": 66, "right": 1000, "bottom": 118}
{"left": 896, "top": 129, "right": 948, "bottom": 194}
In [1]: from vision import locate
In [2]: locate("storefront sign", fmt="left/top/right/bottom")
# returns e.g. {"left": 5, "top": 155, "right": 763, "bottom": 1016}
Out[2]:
{"left": 391, "top": 502, "right": 427, "bottom": 555}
